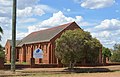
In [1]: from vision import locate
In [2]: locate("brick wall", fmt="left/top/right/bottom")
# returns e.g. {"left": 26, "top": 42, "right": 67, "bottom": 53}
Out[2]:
{"left": 5, "top": 41, "right": 11, "bottom": 63}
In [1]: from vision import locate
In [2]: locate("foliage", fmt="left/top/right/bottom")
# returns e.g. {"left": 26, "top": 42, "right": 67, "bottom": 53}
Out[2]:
{"left": 55, "top": 29, "right": 102, "bottom": 69}
{"left": 102, "top": 47, "right": 111, "bottom": 57}
{"left": 0, "top": 26, "right": 3, "bottom": 41}
{"left": 102, "top": 47, "right": 111, "bottom": 64}
{"left": 86, "top": 38, "right": 101, "bottom": 64}
{"left": 55, "top": 29, "right": 86, "bottom": 68}
{"left": 110, "top": 44, "right": 120, "bottom": 62}
{"left": 0, "top": 27, "right": 4, "bottom": 58}
{"left": 113, "top": 44, "right": 120, "bottom": 51}
{"left": 111, "top": 51, "right": 120, "bottom": 62}
{"left": 0, "top": 26, "right": 3, "bottom": 34}
{"left": 0, "top": 44, "right": 5, "bottom": 58}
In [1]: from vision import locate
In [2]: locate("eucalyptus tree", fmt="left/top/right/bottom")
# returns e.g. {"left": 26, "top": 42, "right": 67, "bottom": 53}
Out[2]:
{"left": 55, "top": 29, "right": 102, "bottom": 69}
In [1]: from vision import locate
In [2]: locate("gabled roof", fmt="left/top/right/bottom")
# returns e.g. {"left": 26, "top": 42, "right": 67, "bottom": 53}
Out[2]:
{"left": 7, "top": 40, "right": 21, "bottom": 47}
{"left": 18, "top": 22, "right": 80, "bottom": 46}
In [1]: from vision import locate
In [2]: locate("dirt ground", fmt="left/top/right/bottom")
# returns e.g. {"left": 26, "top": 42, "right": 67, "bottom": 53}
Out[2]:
{"left": 0, "top": 65, "right": 120, "bottom": 77}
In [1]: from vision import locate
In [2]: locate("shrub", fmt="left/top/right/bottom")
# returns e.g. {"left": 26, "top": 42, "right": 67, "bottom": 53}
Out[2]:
{"left": 111, "top": 51, "right": 120, "bottom": 62}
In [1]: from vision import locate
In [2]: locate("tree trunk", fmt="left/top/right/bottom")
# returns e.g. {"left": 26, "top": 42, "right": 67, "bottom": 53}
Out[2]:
{"left": 11, "top": 0, "right": 17, "bottom": 73}
{"left": 69, "top": 61, "right": 76, "bottom": 72}
{"left": 69, "top": 61, "right": 72, "bottom": 69}
{"left": 72, "top": 60, "right": 76, "bottom": 69}
{"left": 68, "top": 61, "right": 72, "bottom": 72}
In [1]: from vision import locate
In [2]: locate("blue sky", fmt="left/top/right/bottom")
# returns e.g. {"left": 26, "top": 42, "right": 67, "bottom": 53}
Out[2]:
{"left": 0, "top": 0, "right": 120, "bottom": 49}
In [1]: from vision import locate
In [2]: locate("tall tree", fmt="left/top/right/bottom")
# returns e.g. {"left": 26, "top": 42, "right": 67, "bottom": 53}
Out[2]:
{"left": 11, "top": 0, "right": 17, "bottom": 73}
{"left": 111, "top": 51, "right": 120, "bottom": 62}
{"left": 111, "top": 44, "right": 120, "bottom": 62}
{"left": 55, "top": 29, "right": 102, "bottom": 69}
{"left": 56, "top": 29, "right": 87, "bottom": 69}
{"left": 113, "top": 44, "right": 120, "bottom": 51}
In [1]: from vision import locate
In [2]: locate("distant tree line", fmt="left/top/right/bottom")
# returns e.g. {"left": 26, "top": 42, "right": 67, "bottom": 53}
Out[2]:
{"left": 110, "top": 44, "right": 120, "bottom": 62}
{"left": 102, "top": 43, "right": 120, "bottom": 63}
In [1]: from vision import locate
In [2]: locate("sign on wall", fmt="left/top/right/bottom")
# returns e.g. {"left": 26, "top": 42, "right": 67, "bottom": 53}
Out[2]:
{"left": 33, "top": 48, "right": 43, "bottom": 58}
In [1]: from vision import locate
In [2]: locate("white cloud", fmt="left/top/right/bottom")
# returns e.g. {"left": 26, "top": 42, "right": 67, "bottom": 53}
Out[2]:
{"left": 26, "top": 11, "right": 88, "bottom": 33}
{"left": 102, "top": 40, "right": 116, "bottom": 45}
{"left": 33, "top": 6, "right": 45, "bottom": 16}
{"left": 0, "top": 0, "right": 12, "bottom": 18}
{"left": 16, "top": 32, "right": 28, "bottom": 40}
{"left": 16, "top": 11, "right": 89, "bottom": 40}
{"left": 17, "top": 7, "right": 33, "bottom": 17}
{"left": 87, "top": 19, "right": 120, "bottom": 48}
{"left": 0, "top": 17, "right": 11, "bottom": 25}
{"left": 0, "top": 0, "right": 56, "bottom": 18}
{"left": 95, "top": 19, "right": 120, "bottom": 31}
{"left": 0, "top": 0, "right": 12, "bottom": 7}
{"left": 75, "top": 0, "right": 115, "bottom": 9}
{"left": 17, "top": 4, "right": 57, "bottom": 18}
{"left": 92, "top": 31, "right": 111, "bottom": 38}
{"left": 18, "top": 18, "right": 37, "bottom": 24}
{"left": 35, "top": 5, "right": 57, "bottom": 13}
{"left": 0, "top": 17, "right": 11, "bottom": 46}
{"left": 17, "top": 0, "right": 39, "bottom": 9}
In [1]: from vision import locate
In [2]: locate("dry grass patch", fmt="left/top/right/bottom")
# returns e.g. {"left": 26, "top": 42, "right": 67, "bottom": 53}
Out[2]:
{"left": 1, "top": 65, "right": 120, "bottom": 77}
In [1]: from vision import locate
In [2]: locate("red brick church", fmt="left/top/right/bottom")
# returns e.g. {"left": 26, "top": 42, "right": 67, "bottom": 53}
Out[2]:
{"left": 5, "top": 22, "right": 102, "bottom": 64}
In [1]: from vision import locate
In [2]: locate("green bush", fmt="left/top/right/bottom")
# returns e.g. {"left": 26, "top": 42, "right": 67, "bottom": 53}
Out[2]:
{"left": 111, "top": 51, "right": 120, "bottom": 62}
{"left": 0, "top": 45, "right": 5, "bottom": 58}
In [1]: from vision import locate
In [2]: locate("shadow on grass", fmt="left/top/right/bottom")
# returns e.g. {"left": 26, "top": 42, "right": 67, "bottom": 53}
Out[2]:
{"left": 63, "top": 68, "right": 111, "bottom": 73}
{"left": 17, "top": 68, "right": 112, "bottom": 74}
